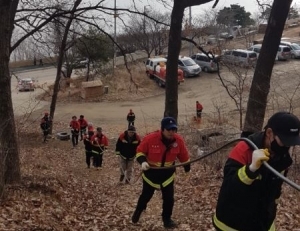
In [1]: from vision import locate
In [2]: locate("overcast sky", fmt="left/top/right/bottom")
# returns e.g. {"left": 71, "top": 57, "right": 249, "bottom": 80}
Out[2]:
{"left": 107, "top": 0, "right": 300, "bottom": 15}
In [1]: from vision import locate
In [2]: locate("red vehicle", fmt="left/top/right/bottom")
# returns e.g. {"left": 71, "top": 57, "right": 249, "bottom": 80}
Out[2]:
{"left": 145, "top": 57, "right": 184, "bottom": 87}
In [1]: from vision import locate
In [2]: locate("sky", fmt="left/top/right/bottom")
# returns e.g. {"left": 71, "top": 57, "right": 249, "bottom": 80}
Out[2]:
{"left": 109, "top": 0, "right": 300, "bottom": 15}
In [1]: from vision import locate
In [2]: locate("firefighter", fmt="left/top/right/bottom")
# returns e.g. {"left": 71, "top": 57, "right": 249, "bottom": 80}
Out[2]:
{"left": 196, "top": 101, "right": 203, "bottom": 119}
{"left": 83, "top": 130, "right": 95, "bottom": 168}
{"left": 69, "top": 116, "right": 80, "bottom": 148}
{"left": 131, "top": 117, "right": 191, "bottom": 228}
{"left": 213, "top": 112, "right": 300, "bottom": 231}
{"left": 115, "top": 126, "right": 141, "bottom": 184}
{"left": 78, "top": 115, "right": 88, "bottom": 141}
{"left": 40, "top": 112, "right": 52, "bottom": 142}
{"left": 127, "top": 109, "right": 136, "bottom": 128}
{"left": 91, "top": 127, "right": 109, "bottom": 170}
{"left": 40, "top": 112, "right": 52, "bottom": 130}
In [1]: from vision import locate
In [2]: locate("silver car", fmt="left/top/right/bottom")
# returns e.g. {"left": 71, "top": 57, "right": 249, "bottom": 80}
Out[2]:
{"left": 18, "top": 78, "right": 35, "bottom": 92}
{"left": 280, "top": 41, "right": 300, "bottom": 59}
{"left": 178, "top": 56, "right": 201, "bottom": 77}
{"left": 190, "top": 53, "right": 219, "bottom": 73}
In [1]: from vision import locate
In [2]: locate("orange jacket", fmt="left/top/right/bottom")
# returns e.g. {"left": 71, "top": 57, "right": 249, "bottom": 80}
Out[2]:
{"left": 196, "top": 102, "right": 203, "bottom": 111}
{"left": 78, "top": 118, "right": 88, "bottom": 128}
{"left": 136, "top": 130, "right": 190, "bottom": 188}
{"left": 70, "top": 120, "right": 80, "bottom": 130}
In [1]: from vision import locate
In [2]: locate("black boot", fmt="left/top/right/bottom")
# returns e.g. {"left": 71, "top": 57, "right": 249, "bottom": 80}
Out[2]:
{"left": 120, "top": 175, "right": 125, "bottom": 182}
{"left": 132, "top": 209, "right": 143, "bottom": 223}
{"left": 163, "top": 218, "right": 177, "bottom": 229}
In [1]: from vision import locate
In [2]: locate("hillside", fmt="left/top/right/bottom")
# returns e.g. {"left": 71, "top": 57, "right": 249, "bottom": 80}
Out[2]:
{"left": 2, "top": 26, "right": 300, "bottom": 230}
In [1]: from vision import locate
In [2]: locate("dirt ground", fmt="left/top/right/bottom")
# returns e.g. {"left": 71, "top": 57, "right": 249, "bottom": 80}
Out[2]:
{"left": 5, "top": 27, "right": 300, "bottom": 231}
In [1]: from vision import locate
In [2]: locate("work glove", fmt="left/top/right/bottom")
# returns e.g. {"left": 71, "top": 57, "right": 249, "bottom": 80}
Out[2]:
{"left": 141, "top": 162, "right": 150, "bottom": 171}
{"left": 249, "top": 149, "right": 270, "bottom": 172}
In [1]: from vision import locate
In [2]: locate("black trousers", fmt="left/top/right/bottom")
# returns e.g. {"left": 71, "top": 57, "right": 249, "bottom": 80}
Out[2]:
{"left": 93, "top": 153, "right": 103, "bottom": 167}
{"left": 71, "top": 134, "right": 79, "bottom": 146}
{"left": 71, "top": 130, "right": 79, "bottom": 147}
{"left": 135, "top": 179, "right": 174, "bottom": 220}
{"left": 85, "top": 151, "right": 93, "bottom": 167}
{"left": 196, "top": 110, "right": 202, "bottom": 118}
{"left": 80, "top": 128, "right": 87, "bottom": 140}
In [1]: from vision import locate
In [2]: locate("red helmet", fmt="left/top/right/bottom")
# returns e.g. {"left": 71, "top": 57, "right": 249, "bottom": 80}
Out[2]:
{"left": 44, "top": 112, "right": 49, "bottom": 116}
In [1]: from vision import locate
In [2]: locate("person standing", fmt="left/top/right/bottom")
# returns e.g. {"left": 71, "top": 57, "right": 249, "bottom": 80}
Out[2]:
{"left": 69, "top": 116, "right": 80, "bottom": 148}
{"left": 132, "top": 117, "right": 191, "bottom": 228}
{"left": 40, "top": 112, "right": 52, "bottom": 142}
{"left": 213, "top": 112, "right": 300, "bottom": 231}
{"left": 91, "top": 127, "right": 109, "bottom": 169}
{"left": 196, "top": 101, "right": 203, "bottom": 119}
{"left": 115, "top": 126, "right": 141, "bottom": 184}
{"left": 40, "top": 112, "right": 52, "bottom": 131}
{"left": 127, "top": 109, "right": 136, "bottom": 128}
{"left": 83, "top": 130, "right": 95, "bottom": 168}
{"left": 78, "top": 115, "right": 88, "bottom": 141}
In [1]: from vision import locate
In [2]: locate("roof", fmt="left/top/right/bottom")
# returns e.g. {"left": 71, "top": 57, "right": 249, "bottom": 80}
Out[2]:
{"left": 147, "top": 57, "right": 167, "bottom": 62}
{"left": 81, "top": 80, "right": 103, "bottom": 88}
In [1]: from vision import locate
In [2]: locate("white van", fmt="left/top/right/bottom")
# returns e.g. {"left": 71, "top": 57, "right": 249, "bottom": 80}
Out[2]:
{"left": 222, "top": 49, "right": 257, "bottom": 67}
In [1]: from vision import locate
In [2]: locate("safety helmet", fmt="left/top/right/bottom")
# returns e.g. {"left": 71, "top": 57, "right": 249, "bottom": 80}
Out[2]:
{"left": 44, "top": 112, "right": 49, "bottom": 116}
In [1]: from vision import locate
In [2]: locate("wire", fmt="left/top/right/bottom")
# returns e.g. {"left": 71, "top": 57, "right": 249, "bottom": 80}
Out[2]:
{"left": 148, "top": 137, "right": 300, "bottom": 191}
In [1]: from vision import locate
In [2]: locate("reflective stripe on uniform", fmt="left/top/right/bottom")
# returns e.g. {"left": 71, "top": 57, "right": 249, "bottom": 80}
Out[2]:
{"left": 269, "top": 222, "right": 275, "bottom": 231}
{"left": 142, "top": 173, "right": 175, "bottom": 189}
{"left": 238, "top": 166, "right": 254, "bottom": 185}
{"left": 136, "top": 152, "right": 146, "bottom": 158}
{"left": 213, "top": 214, "right": 238, "bottom": 231}
{"left": 92, "top": 150, "right": 103, "bottom": 155}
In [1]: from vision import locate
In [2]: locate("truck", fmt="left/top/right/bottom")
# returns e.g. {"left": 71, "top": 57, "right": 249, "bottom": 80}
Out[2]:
{"left": 145, "top": 57, "right": 184, "bottom": 87}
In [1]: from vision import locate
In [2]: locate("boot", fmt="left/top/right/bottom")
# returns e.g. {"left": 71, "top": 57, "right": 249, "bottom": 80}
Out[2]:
{"left": 132, "top": 209, "right": 143, "bottom": 223}
{"left": 119, "top": 175, "right": 125, "bottom": 182}
{"left": 163, "top": 218, "right": 177, "bottom": 229}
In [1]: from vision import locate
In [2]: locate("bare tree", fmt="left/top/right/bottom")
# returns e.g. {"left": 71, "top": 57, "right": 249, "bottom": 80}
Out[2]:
{"left": 164, "top": 0, "right": 218, "bottom": 120}
{"left": 49, "top": 0, "right": 82, "bottom": 134}
{"left": 217, "top": 65, "right": 252, "bottom": 130}
{"left": 0, "top": 0, "right": 21, "bottom": 197}
{"left": 243, "top": 0, "right": 293, "bottom": 133}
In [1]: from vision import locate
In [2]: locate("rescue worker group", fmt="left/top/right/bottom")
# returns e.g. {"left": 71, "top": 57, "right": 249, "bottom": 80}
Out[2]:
{"left": 40, "top": 109, "right": 300, "bottom": 230}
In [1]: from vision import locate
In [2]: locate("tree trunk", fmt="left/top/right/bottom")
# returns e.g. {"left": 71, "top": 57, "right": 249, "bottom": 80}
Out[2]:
{"left": 243, "top": 0, "right": 292, "bottom": 133}
{"left": 164, "top": 0, "right": 185, "bottom": 121}
{"left": 0, "top": 0, "right": 21, "bottom": 197}
{"left": 164, "top": 0, "right": 215, "bottom": 121}
{"left": 49, "top": 0, "right": 82, "bottom": 134}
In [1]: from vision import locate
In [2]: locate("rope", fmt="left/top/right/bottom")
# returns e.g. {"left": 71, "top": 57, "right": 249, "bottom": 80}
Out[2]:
{"left": 145, "top": 137, "right": 300, "bottom": 191}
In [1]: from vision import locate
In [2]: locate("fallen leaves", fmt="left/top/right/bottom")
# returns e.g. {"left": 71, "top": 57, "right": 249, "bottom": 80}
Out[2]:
{"left": 1, "top": 124, "right": 300, "bottom": 230}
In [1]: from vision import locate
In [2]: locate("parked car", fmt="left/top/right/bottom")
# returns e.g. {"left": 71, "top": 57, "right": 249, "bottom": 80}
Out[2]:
{"left": 190, "top": 53, "right": 219, "bottom": 73}
{"left": 18, "top": 78, "right": 35, "bottom": 92}
{"left": 247, "top": 44, "right": 262, "bottom": 56}
{"left": 221, "top": 49, "right": 257, "bottom": 67}
{"left": 178, "top": 56, "right": 201, "bottom": 77}
{"left": 277, "top": 45, "right": 291, "bottom": 60}
{"left": 247, "top": 44, "right": 291, "bottom": 61}
{"left": 280, "top": 41, "right": 300, "bottom": 59}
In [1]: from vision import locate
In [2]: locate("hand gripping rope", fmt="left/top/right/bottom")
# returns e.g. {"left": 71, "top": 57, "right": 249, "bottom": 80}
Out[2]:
{"left": 140, "top": 138, "right": 300, "bottom": 191}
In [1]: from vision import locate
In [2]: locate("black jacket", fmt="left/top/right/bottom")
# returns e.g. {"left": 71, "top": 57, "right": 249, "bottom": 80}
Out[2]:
{"left": 115, "top": 131, "right": 140, "bottom": 160}
{"left": 214, "top": 132, "right": 293, "bottom": 231}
